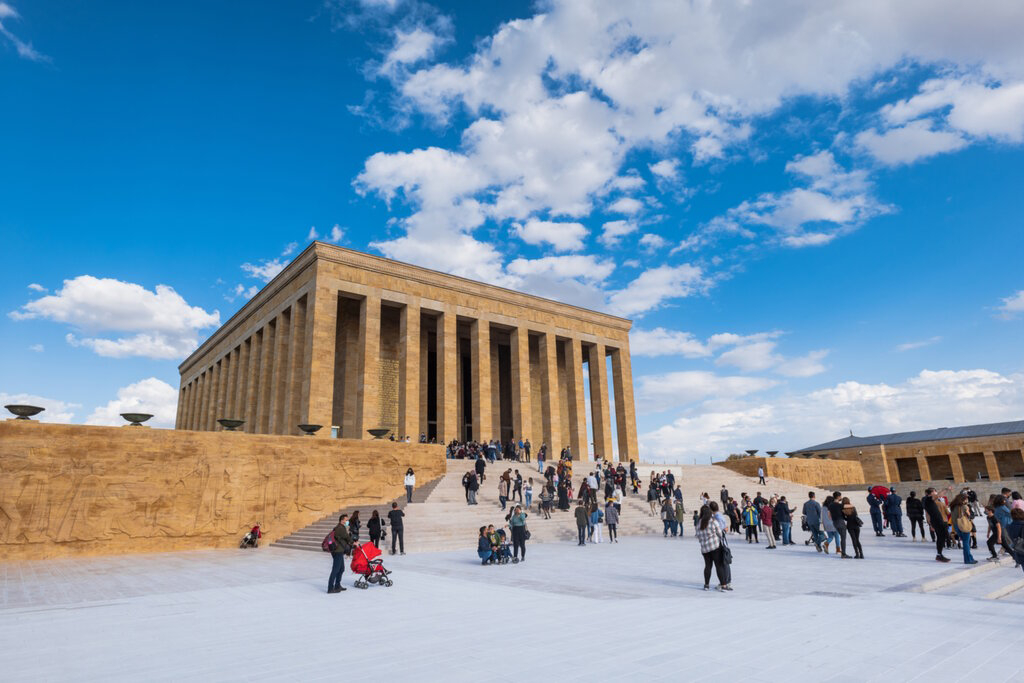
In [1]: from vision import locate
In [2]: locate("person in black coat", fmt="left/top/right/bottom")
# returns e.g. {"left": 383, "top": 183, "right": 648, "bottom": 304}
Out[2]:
{"left": 475, "top": 457, "right": 486, "bottom": 483}
{"left": 923, "top": 488, "right": 951, "bottom": 562}
{"left": 906, "top": 491, "right": 926, "bottom": 540}
{"left": 367, "top": 510, "right": 385, "bottom": 549}
{"left": 387, "top": 502, "right": 405, "bottom": 555}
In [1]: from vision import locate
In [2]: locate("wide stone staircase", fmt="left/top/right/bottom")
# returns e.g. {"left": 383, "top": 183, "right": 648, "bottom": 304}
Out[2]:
{"left": 272, "top": 459, "right": 834, "bottom": 554}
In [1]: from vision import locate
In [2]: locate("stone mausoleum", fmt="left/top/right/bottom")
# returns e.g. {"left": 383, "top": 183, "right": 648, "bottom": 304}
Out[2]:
{"left": 176, "top": 242, "right": 639, "bottom": 460}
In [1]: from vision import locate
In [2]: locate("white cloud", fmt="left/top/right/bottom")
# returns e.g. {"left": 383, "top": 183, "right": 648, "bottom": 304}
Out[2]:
{"left": 9, "top": 276, "right": 220, "bottom": 360}
{"left": 598, "top": 220, "right": 637, "bottom": 248}
{"left": 307, "top": 226, "right": 319, "bottom": 240}
{"left": 240, "top": 258, "right": 286, "bottom": 283}
{"left": 640, "top": 368, "right": 1024, "bottom": 463}
{"left": 379, "top": 26, "right": 446, "bottom": 78}
{"left": 896, "top": 336, "right": 942, "bottom": 352}
{"left": 638, "top": 234, "right": 668, "bottom": 252}
{"left": 607, "top": 197, "right": 644, "bottom": 215}
{"left": 630, "top": 327, "right": 711, "bottom": 358}
{"left": 328, "top": 225, "right": 345, "bottom": 243}
{"left": 717, "top": 341, "right": 781, "bottom": 372}
{"left": 716, "top": 335, "right": 828, "bottom": 377}
{"left": 0, "top": 391, "right": 79, "bottom": 423}
{"left": 776, "top": 350, "right": 829, "bottom": 378}
{"left": 0, "top": 2, "right": 48, "bottom": 62}
{"left": 855, "top": 119, "right": 968, "bottom": 166}
{"left": 997, "top": 290, "right": 1024, "bottom": 318}
{"left": 27, "top": 283, "right": 46, "bottom": 292}
{"left": 281, "top": 241, "right": 299, "bottom": 256}
{"left": 85, "top": 378, "right": 179, "bottom": 429}
{"left": 513, "top": 219, "right": 588, "bottom": 252}
{"left": 649, "top": 159, "right": 680, "bottom": 180}
{"left": 637, "top": 371, "right": 778, "bottom": 412}
{"left": 606, "top": 264, "right": 707, "bottom": 317}
{"left": 28, "top": 343, "right": 43, "bottom": 352}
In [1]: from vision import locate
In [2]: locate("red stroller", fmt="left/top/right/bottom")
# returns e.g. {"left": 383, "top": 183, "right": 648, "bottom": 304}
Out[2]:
{"left": 350, "top": 541, "right": 393, "bottom": 589}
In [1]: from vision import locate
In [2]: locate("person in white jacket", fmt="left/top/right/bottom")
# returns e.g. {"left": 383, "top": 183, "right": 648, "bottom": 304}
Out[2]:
{"left": 404, "top": 468, "right": 416, "bottom": 503}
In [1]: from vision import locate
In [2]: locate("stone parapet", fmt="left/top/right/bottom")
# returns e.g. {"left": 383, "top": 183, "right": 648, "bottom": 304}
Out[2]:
{"left": 0, "top": 421, "right": 444, "bottom": 560}
{"left": 714, "top": 457, "right": 865, "bottom": 488}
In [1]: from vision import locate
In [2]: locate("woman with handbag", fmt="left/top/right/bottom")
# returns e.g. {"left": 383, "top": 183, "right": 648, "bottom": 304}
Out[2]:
{"left": 695, "top": 505, "right": 731, "bottom": 592}
{"left": 841, "top": 497, "right": 865, "bottom": 559}
{"left": 508, "top": 505, "right": 529, "bottom": 562}
{"left": 950, "top": 494, "right": 978, "bottom": 564}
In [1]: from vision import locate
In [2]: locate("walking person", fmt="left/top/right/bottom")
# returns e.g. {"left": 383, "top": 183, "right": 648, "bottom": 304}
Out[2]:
{"left": 757, "top": 466, "right": 766, "bottom": 485}
{"left": 513, "top": 469, "right": 523, "bottom": 503}
{"left": 524, "top": 477, "right": 533, "bottom": 510}
{"left": 803, "top": 492, "right": 823, "bottom": 552}
{"left": 827, "top": 492, "right": 851, "bottom": 558}
{"left": 574, "top": 499, "right": 589, "bottom": 546}
{"left": 842, "top": 497, "right": 865, "bottom": 559}
{"left": 498, "top": 476, "right": 510, "bottom": 511}
{"left": 591, "top": 503, "right": 605, "bottom": 543}
{"left": 367, "top": 510, "right": 385, "bottom": 549}
{"left": 885, "top": 488, "right": 905, "bottom": 537}
{"left": 695, "top": 505, "right": 731, "bottom": 592}
{"left": 907, "top": 491, "right": 926, "bottom": 541}
{"left": 675, "top": 498, "right": 686, "bottom": 538}
{"left": 662, "top": 498, "right": 676, "bottom": 537}
{"left": 467, "top": 471, "right": 479, "bottom": 505}
{"left": 475, "top": 456, "right": 486, "bottom": 484}
{"left": 775, "top": 496, "right": 795, "bottom": 545}
{"left": 387, "top": 502, "right": 405, "bottom": 555}
{"left": 508, "top": 505, "right": 528, "bottom": 562}
{"left": 924, "top": 488, "right": 952, "bottom": 562}
{"left": 867, "top": 489, "right": 885, "bottom": 537}
{"left": 985, "top": 506, "right": 1003, "bottom": 561}
{"left": 349, "top": 510, "right": 361, "bottom": 543}
{"left": 605, "top": 500, "right": 619, "bottom": 543}
{"left": 404, "top": 468, "right": 416, "bottom": 503}
{"left": 327, "top": 514, "right": 352, "bottom": 594}
{"left": 950, "top": 493, "right": 978, "bottom": 564}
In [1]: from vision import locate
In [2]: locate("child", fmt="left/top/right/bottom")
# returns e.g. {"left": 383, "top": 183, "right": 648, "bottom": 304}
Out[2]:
{"left": 985, "top": 506, "right": 1002, "bottom": 561}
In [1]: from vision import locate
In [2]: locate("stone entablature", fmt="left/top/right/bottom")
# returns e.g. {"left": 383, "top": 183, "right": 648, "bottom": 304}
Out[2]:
{"left": 176, "top": 242, "right": 639, "bottom": 460}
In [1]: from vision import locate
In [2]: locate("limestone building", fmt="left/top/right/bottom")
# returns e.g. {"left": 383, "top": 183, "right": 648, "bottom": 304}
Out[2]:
{"left": 176, "top": 242, "right": 639, "bottom": 460}
{"left": 796, "top": 420, "right": 1024, "bottom": 483}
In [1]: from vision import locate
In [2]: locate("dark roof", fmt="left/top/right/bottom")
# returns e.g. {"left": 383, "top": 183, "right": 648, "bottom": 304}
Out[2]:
{"left": 797, "top": 420, "right": 1024, "bottom": 452}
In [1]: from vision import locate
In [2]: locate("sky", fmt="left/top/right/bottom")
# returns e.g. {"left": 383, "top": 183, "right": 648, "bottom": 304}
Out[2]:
{"left": 2, "top": 0, "right": 1024, "bottom": 462}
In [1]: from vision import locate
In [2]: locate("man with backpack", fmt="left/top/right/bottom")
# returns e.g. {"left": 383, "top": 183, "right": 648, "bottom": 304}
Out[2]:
{"left": 325, "top": 513, "right": 353, "bottom": 594}
{"left": 388, "top": 502, "right": 405, "bottom": 555}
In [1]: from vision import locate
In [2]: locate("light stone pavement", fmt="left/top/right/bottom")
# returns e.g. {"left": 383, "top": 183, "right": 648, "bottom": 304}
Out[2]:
{"left": 2, "top": 530, "right": 1023, "bottom": 682}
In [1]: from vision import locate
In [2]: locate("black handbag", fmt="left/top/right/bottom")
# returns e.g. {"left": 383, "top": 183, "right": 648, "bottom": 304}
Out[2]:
{"left": 719, "top": 527, "right": 733, "bottom": 565}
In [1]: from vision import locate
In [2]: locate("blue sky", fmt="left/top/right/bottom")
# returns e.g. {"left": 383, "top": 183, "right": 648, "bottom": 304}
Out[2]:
{"left": 2, "top": 0, "right": 1023, "bottom": 461}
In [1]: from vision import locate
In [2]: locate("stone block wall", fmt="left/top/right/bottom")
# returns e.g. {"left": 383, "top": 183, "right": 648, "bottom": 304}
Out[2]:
{"left": 0, "top": 421, "right": 444, "bottom": 560}
{"left": 715, "top": 457, "right": 865, "bottom": 488}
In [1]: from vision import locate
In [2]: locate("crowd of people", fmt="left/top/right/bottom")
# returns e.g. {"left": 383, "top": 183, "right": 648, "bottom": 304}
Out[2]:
{"left": 446, "top": 438, "right": 539, "bottom": 462}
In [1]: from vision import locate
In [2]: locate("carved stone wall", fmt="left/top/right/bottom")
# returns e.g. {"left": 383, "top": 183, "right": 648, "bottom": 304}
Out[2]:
{"left": 0, "top": 421, "right": 444, "bottom": 560}
{"left": 715, "top": 457, "right": 865, "bottom": 488}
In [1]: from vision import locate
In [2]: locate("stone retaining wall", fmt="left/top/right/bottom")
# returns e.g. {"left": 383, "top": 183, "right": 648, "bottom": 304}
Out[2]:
{"left": 715, "top": 457, "right": 865, "bottom": 488}
{"left": 0, "top": 421, "right": 444, "bottom": 560}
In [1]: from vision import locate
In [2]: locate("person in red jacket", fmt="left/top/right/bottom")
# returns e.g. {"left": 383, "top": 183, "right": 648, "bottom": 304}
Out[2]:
{"left": 760, "top": 502, "right": 776, "bottom": 549}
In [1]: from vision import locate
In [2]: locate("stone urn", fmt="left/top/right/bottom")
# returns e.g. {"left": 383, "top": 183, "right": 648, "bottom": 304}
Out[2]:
{"left": 218, "top": 419, "right": 245, "bottom": 431}
{"left": 367, "top": 428, "right": 390, "bottom": 440}
{"left": 120, "top": 412, "right": 153, "bottom": 427}
{"left": 766, "top": 451, "right": 778, "bottom": 458}
{"left": 5, "top": 404, "right": 44, "bottom": 420}
{"left": 745, "top": 449, "right": 758, "bottom": 458}
{"left": 298, "top": 424, "right": 322, "bottom": 436}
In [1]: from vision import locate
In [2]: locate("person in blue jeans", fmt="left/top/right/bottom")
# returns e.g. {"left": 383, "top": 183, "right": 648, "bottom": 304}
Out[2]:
{"left": 775, "top": 496, "right": 795, "bottom": 545}
{"left": 478, "top": 526, "right": 496, "bottom": 565}
{"left": 950, "top": 494, "right": 977, "bottom": 564}
{"left": 327, "top": 514, "right": 352, "bottom": 594}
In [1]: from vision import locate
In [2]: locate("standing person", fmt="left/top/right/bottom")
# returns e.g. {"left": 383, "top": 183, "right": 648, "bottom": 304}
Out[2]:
{"left": 349, "top": 510, "right": 362, "bottom": 543}
{"left": 775, "top": 496, "right": 795, "bottom": 546}
{"left": 695, "top": 506, "right": 731, "bottom": 592}
{"left": 761, "top": 499, "right": 776, "bottom": 549}
{"left": 509, "top": 505, "right": 528, "bottom": 562}
{"left": 475, "top": 456, "right": 486, "bottom": 484}
{"left": 661, "top": 498, "right": 676, "bottom": 537}
{"left": 574, "top": 500, "right": 589, "bottom": 546}
{"left": 994, "top": 495, "right": 1014, "bottom": 555}
{"left": 803, "top": 492, "right": 823, "bottom": 552}
{"left": 327, "top": 514, "right": 352, "bottom": 594}
{"left": 630, "top": 461, "right": 639, "bottom": 494}
{"left": 867, "top": 489, "right": 885, "bottom": 537}
{"left": 524, "top": 438, "right": 531, "bottom": 462}
{"left": 462, "top": 471, "right": 472, "bottom": 503}
{"left": 524, "top": 477, "right": 534, "bottom": 510}
{"left": 404, "top": 468, "right": 416, "bottom": 503}
{"left": 498, "top": 476, "right": 510, "bottom": 511}
{"left": 720, "top": 485, "right": 730, "bottom": 512}
{"left": 648, "top": 483, "right": 659, "bottom": 516}
{"left": 742, "top": 501, "right": 759, "bottom": 543}
{"left": 841, "top": 497, "right": 864, "bottom": 559}
{"left": 467, "top": 471, "right": 479, "bottom": 505}
{"left": 886, "top": 488, "right": 905, "bottom": 537}
{"left": 757, "top": 466, "right": 766, "bottom": 485}
{"left": 591, "top": 503, "right": 605, "bottom": 543}
{"left": 906, "top": 491, "right": 926, "bottom": 541}
{"left": 367, "top": 510, "right": 385, "bottom": 549}
{"left": 984, "top": 506, "right": 1003, "bottom": 561}
{"left": 827, "top": 492, "right": 851, "bottom": 558}
{"left": 821, "top": 497, "right": 838, "bottom": 555}
{"left": 924, "top": 488, "right": 952, "bottom": 562}
{"left": 950, "top": 494, "right": 978, "bottom": 564}
{"left": 387, "top": 502, "right": 405, "bottom": 556}
{"left": 513, "top": 469, "right": 523, "bottom": 503}
{"left": 605, "top": 500, "right": 619, "bottom": 543}
{"left": 675, "top": 498, "right": 686, "bottom": 538}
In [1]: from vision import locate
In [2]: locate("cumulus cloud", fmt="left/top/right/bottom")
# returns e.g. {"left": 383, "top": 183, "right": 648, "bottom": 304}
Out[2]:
{"left": 240, "top": 258, "right": 286, "bottom": 283}
{"left": 85, "top": 378, "right": 179, "bottom": 429}
{"left": 638, "top": 234, "right": 668, "bottom": 251}
{"left": 27, "top": 283, "right": 46, "bottom": 292}
{"left": 598, "top": 220, "right": 637, "bottom": 248}
{"left": 607, "top": 197, "right": 644, "bottom": 215}
{"left": 28, "top": 343, "right": 43, "bottom": 352}
{"left": 649, "top": 159, "right": 680, "bottom": 180}
{"left": 513, "top": 219, "right": 588, "bottom": 252}
{"left": 997, "top": 289, "right": 1024, "bottom": 318}
{"left": 855, "top": 120, "right": 968, "bottom": 166}
{"left": 0, "top": 391, "right": 79, "bottom": 422}
{"left": 607, "top": 264, "right": 707, "bottom": 317}
{"left": 637, "top": 371, "right": 778, "bottom": 413}
{"left": 640, "top": 368, "right": 1024, "bottom": 462}
{"left": 9, "top": 276, "right": 220, "bottom": 360}
{"left": 630, "top": 328, "right": 711, "bottom": 358}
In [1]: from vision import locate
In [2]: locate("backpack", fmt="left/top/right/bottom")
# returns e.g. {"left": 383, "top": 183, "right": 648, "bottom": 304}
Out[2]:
{"left": 322, "top": 530, "right": 336, "bottom": 553}
{"left": 597, "top": 508, "right": 604, "bottom": 523}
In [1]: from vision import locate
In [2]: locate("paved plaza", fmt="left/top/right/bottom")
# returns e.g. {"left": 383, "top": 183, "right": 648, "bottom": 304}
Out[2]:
{"left": 2, "top": 530, "right": 1023, "bottom": 682}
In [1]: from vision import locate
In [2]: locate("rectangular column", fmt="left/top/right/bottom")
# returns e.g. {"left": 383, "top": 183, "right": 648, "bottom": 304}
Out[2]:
{"left": 238, "top": 338, "right": 252, "bottom": 429}
{"left": 244, "top": 332, "right": 261, "bottom": 432}
{"left": 399, "top": 301, "right": 421, "bottom": 440}
{"left": 610, "top": 345, "right": 639, "bottom": 461}
{"left": 564, "top": 338, "right": 589, "bottom": 461}
{"left": 223, "top": 347, "right": 238, "bottom": 421}
{"left": 356, "top": 294, "right": 381, "bottom": 437}
{"left": 208, "top": 361, "right": 221, "bottom": 430}
{"left": 215, "top": 356, "right": 229, "bottom": 428}
{"left": 175, "top": 381, "right": 186, "bottom": 429}
{"left": 949, "top": 449, "right": 966, "bottom": 482}
{"left": 437, "top": 309, "right": 459, "bottom": 444}
{"left": 588, "top": 342, "right": 613, "bottom": 461}
{"left": 269, "top": 310, "right": 290, "bottom": 434}
{"left": 510, "top": 327, "right": 532, "bottom": 446}
{"left": 284, "top": 296, "right": 307, "bottom": 436}
{"left": 419, "top": 316, "right": 429, "bottom": 440}
{"left": 915, "top": 453, "right": 931, "bottom": 481}
{"left": 257, "top": 322, "right": 275, "bottom": 433}
{"left": 304, "top": 288, "right": 337, "bottom": 435}
{"left": 539, "top": 331, "right": 562, "bottom": 455}
{"left": 196, "top": 370, "right": 208, "bottom": 431}
{"left": 470, "top": 318, "right": 492, "bottom": 442}
{"left": 983, "top": 451, "right": 1001, "bottom": 480}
